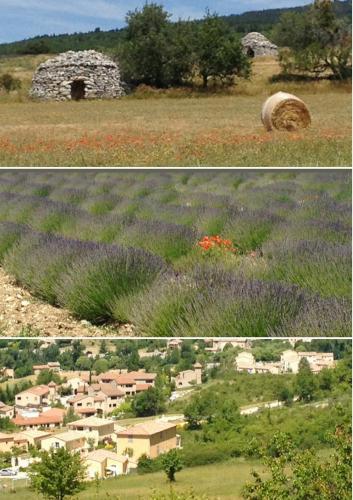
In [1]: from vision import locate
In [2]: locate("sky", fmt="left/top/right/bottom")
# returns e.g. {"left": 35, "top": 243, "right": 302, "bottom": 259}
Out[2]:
{"left": 0, "top": 0, "right": 311, "bottom": 44}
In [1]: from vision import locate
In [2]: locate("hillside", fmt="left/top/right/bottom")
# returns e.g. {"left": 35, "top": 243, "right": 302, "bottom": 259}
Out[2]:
{"left": 0, "top": 1, "right": 351, "bottom": 56}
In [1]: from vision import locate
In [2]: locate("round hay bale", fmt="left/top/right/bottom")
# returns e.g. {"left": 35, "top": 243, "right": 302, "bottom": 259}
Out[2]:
{"left": 261, "top": 92, "right": 311, "bottom": 131}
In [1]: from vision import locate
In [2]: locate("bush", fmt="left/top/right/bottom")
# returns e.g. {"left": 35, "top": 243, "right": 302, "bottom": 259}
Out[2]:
{"left": 0, "top": 73, "right": 21, "bottom": 93}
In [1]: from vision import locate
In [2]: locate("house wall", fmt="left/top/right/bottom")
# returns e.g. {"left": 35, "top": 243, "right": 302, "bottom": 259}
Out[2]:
{"left": 116, "top": 435, "right": 150, "bottom": 460}
{"left": 150, "top": 428, "right": 177, "bottom": 458}
{"left": 86, "top": 459, "right": 104, "bottom": 479}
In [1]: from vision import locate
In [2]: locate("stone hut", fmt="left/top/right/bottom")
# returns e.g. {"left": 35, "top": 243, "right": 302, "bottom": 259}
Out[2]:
{"left": 241, "top": 32, "right": 278, "bottom": 58}
{"left": 30, "top": 50, "right": 124, "bottom": 101}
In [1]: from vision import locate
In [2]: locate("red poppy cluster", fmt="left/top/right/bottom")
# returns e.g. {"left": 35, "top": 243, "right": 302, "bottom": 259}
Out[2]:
{"left": 197, "top": 235, "right": 237, "bottom": 253}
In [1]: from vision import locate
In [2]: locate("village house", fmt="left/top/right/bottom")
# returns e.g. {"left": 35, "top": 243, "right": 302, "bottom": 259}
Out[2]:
{"left": 12, "top": 408, "right": 66, "bottom": 430}
{"left": 167, "top": 339, "right": 183, "bottom": 350}
{"left": 17, "top": 429, "right": 52, "bottom": 448}
{"left": 15, "top": 383, "right": 58, "bottom": 409}
{"left": 280, "top": 350, "right": 335, "bottom": 374}
{"left": 0, "top": 432, "right": 29, "bottom": 453}
{"left": 0, "top": 367, "right": 15, "bottom": 379}
{"left": 254, "top": 361, "right": 281, "bottom": 375}
{"left": 0, "top": 401, "right": 15, "bottom": 418}
{"left": 84, "top": 449, "right": 128, "bottom": 479}
{"left": 173, "top": 363, "right": 202, "bottom": 389}
{"left": 67, "top": 416, "right": 115, "bottom": 445}
{"left": 206, "top": 338, "right": 251, "bottom": 352}
{"left": 33, "top": 362, "right": 61, "bottom": 375}
{"left": 116, "top": 421, "right": 180, "bottom": 465}
{"left": 235, "top": 352, "right": 256, "bottom": 373}
{"left": 41, "top": 430, "right": 87, "bottom": 453}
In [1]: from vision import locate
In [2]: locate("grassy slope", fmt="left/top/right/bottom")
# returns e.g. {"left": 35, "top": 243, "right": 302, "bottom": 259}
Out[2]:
{"left": 2, "top": 459, "right": 264, "bottom": 499}
{"left": 0, "top": 57, "right": 351, "bottom": 167}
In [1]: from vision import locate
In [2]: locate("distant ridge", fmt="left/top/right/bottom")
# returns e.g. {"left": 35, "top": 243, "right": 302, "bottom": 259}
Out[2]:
{"left": 0, "top": 0, "right": 351, "bottom": 56}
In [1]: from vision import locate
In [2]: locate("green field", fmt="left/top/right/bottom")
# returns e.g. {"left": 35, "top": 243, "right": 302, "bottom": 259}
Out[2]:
{"left": 0, "top": 55, "right": 351, "bottom": 167}
{"left": 0, "top": 460, "right": 264, "bottom": 499}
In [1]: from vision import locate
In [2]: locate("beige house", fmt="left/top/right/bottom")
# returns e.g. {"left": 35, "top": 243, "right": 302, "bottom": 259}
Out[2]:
{"left": 235, "top": 352, "right": 256, "bottom": 373}
{"left": 67, "top": 394, "right": 96, "bottom": 413}
{"left": 205, "top": 339, "right": 250, "bottom": 352}
{"left": 0, "top": 401, "right": 14, "bottom": 419}
{"left": 41, "top": 431, "right": 87, "bottom": 453}
{"left": 174, "top": 363, "right": 202, "bottom": 388}
{"left": 67, "top": 416, "right": 115, "bottom": 445}
{"left": 84, "top": 449, "right": 128, "bottom": 479}
{"left": 255, "top": 361, "right": 281, "bottom": 375}
{"left": 0, "top": 432, "right": 29, "bottom": 453}
{"left": 116, "top": 421, "right": 179, "bottom": 463}
{"left": 0, "top": 367, "right": 15, "bottom": 379}
{"left": 15, "top": 384, "right": 58, "bottom": 409}
{"left": 17, "top": 429, "right": 52, "bottom": 448}
{"left": 280, "top": 350, "right": 335, "bottom": 374}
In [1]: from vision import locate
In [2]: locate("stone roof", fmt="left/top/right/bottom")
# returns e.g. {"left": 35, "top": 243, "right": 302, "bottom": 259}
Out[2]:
{"left": 37, "top": 50, "right": 118, "bottom": 70}
{"left": 241, "top": 32, "right": 278, "bottom": 57}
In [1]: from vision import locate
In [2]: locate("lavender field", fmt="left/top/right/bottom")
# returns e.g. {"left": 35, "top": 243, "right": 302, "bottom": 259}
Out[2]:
{"left": 0, "top": 170, "right": 351, "bottom": 337}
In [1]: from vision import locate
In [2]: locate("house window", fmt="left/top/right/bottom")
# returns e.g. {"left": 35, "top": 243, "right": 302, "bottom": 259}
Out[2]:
{"left": 128, "top": 435, "right": 133, "bottom": 443}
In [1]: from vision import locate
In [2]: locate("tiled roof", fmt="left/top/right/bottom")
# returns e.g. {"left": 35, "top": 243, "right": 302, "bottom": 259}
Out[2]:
{"left": 117, "top": 420, "right": 176, "bottom": 437}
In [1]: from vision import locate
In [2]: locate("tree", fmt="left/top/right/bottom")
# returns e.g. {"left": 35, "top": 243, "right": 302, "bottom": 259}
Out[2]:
{"left": 277, "top": 383, "right": 294, "bottom": 406}
{"left": 63, "top": 407, "right": 79, "bottom": 425}
{"left": 243, "top": 425, "right": 352, "bottom": 499}
{"left": 296, "top": 357, "right": 316, "bottom": 402}
{"left": 120, "top": 3, "right": 194, "bottom": 88}
{"left": 75, "top": 356, "right": 92, "bottom": 371}
{"left": 273, "top": 0, "right": 351, "bottom": 79}
{"left": 161, "top": 449, "right": 183, "bottom": 482}
{"left": 194, "top": 11, "right": 250, "bottom": 88}
{"left": 184, "top": 392, "right": 211, "bottom": 429}
{"left": 37, "top": 369, "right": 62, "bottom": 386}
{"left": 92, "top": 358, "right": 109, "bottom": 375}
{"left": 29, "top": 447, "right": 87, "bottom": 500}
{"left": 0, "top": 73, "right": 21, "bottom": 93}
{"left": 132, "top": 387, "right": 166, "bottom": 417}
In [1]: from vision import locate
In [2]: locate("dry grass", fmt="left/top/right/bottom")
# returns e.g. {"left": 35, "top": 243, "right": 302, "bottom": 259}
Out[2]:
{"left": 0, "top": 56, "right": 351, "bottom": 167}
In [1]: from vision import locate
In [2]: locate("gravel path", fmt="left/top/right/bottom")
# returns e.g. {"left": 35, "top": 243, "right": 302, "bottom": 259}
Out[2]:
{"left": 0, "top": 267, "right": 134, "bottom": 337}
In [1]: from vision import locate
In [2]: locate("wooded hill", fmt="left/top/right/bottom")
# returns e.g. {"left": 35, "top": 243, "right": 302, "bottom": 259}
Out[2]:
{"left": 0, "top": 0, "right": 351, "bottom": 56}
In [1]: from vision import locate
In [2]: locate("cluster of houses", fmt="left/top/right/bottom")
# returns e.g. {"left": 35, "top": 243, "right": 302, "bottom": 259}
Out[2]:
{"left": 235, "top": 349, "right": 335, "bottom": 375}
{"left": 0, "top": 363, "right": 183, "bottom": 480}
{"left": 0, "top": 415, "right": 181, "bottom": 479}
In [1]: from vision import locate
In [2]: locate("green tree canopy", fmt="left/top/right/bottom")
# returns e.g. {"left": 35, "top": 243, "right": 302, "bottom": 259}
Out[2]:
{"left": 29, "top": 447, "right": 87, "bottom": 500}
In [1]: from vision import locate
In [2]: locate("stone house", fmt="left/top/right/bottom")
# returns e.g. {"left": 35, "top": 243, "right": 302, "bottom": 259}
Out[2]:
{"left": 30, "top": 50, "right": 124, "bottom": 101}
{"left": 241, "top": 32, "right": 278, "bottom": 58}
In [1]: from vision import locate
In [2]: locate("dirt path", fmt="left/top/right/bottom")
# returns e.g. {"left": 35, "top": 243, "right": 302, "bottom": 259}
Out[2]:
{"left": 0, "top": 267, "right": 134, "bottom": 337}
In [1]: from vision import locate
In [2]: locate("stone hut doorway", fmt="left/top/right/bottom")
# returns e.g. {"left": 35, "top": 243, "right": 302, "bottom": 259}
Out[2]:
{"left": 247, "top": 48, "right": 255, "bottom": 58}
{"left": 71, "top": 80, "right": 86, "bottom": 100}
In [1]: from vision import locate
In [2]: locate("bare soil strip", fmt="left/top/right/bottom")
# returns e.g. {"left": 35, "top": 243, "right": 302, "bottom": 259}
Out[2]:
{"left": 0, "top": 267, "right": 134, "bottom": 337}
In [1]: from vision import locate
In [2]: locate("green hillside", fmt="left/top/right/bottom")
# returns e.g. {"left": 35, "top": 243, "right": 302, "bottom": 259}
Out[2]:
{"left": 0, "top": 1, "right": 351, "bottom": 56}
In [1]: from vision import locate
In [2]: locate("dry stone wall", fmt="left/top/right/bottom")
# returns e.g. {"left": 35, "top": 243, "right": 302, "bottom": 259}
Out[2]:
{"left": 30, "top": 50, "right": 125, "bottom": 100}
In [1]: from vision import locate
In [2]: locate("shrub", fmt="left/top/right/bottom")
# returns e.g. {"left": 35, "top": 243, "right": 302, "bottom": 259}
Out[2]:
{"left": 0, "top": 73, "right": 21, "bottom": 93}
